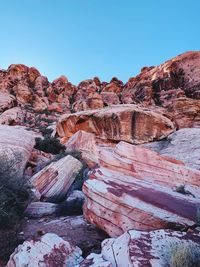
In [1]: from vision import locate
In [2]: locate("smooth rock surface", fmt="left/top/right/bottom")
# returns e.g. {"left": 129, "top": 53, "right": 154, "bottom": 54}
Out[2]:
{"left": 25, "top": 202, "right": 58, "bottom": 218}
{"left": 83, "top": 142, "right": 200, "bottom": 237}
{"left": 30, "top": 155, "right": 83, "bottom": 201}
{"left": 0, "top": 125, "right": 35, "bottom": 177}
{"left": 143, "top": 128, "right": 200, "bottom": 170}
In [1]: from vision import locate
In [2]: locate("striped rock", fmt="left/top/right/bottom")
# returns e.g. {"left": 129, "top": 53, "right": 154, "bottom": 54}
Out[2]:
{"left": 57, "top": 104, "right": 175, "bottom": 144}
{"left": 83, "top": 142, "right": 200, "bottom": 237}
{"left": 25, "top": 202, "right": 58, "bottom": 218}
{"left": 0, "top": 125, "right": 35, "bottom": 177}
{"left": 30, "top": 155, "right": 83, "bottom": 202}
{"left": 80, "top": 229, "right": 200, "bottom": 267}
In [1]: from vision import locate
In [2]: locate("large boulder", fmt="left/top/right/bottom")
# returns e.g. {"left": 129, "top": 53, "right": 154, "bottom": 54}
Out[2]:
{"left": 80, "top": 229, "right": 200, "bottom": 267}
{"left": 83, "top": 142, "right": 200, "bottom": 237}
{"left": 57, "top": 104, "right": 175, "bottom": 144}
{"left": 6, "top": 233, "right": 83, "bottom": 267}
{"left": 0, "top": 125, "right": 35, "bottom": 177}
{"left": 30, "top": 155, "right": 83, "bottom": 201}
{"left": 143, "top": 128, "right": 200, "bottom": 170}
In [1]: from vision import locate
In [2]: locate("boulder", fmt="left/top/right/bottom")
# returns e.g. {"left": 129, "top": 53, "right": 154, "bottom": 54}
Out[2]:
{"left": 143, "top": 128, "right": 200, "bottom": 170}
{"left": 30, "top": 155, "right": 83, "bottom": 201}
{"left": 25, "top": 202, "right": 58, "bottom": 218}
{"left": 0, "top": 125, "right": 35, "bottom": 177}
{"left": 83, "top": 142, "right": 200, "bottom": 237}
{"left": 0, "top": 107, "right": 24, "bottom": 125}
{"left": 6, "top": 233, "right": 83, "bottom": 267}
{"left": 57, "top": 104, "right": 175, "bottom": 144}
{"left": 80, "top": 229, "right": 200, "bottom": 267}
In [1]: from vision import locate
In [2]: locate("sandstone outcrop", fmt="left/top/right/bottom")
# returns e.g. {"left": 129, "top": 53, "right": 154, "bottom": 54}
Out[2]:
{"left": 80, "top": 229, "right": 200, "bottom": 267}
{"left": 83, "top": 141, "right": 200, "bottom": 237}
{"left": 0, "top": 51, "right": 200, "bottom": 131}
{"left": 30, "top": 155, "right": 83, "bottom": 201}
{"left": 57, "top": 104, "right": 175, "bottom": 144}
{"left": 6, "top": 233, "right": 83, "bottom": 267}
{"left": 144, "top": 128, "right": 200, "bottom": 170}
{"left": 0, "top": 125, "right": 35, "bottom": 177}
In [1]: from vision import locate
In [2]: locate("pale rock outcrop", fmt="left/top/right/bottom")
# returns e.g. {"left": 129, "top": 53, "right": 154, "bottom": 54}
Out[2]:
{"left": 30, "top": 155, "right": 83, "bottom": 201}
{"left": 0, "top": 125, "right": 35, "bottom": 177}
{"left": 83, "top": 142, "right": 200, "bottom": 237}
{"left": 25, "top": 202, "right": 58, "bottom": 218}
{"left": 0, "top": 107, "right": 24, "bottom": 125}
{"left": 57, "top": 104, "right": 175, "bottom": 144}
{"left": 0, "top": 92, "right": 15, "bottom": 112}
{"left": 80, "top": 229, "right": 200, "bottom": 267}
{"left": 143, "top": 128, "right": 200, "bottom": 170}
{"left": 65, "top": 130, "right": 99, "bottom": 167}
{"left": 6, "top": 233, "right": 83, "bottom": 267}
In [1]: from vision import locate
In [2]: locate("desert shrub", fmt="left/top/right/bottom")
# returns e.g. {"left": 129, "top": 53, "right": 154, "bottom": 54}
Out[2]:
{"left": 169, "top": 242, "right": 200, "bottom": 267}
{"left": 45, "top": 150, "right": 82, "bottom": 166}
{"left": 38, "top": 126, "right": 53, "bottom": 137}
{"left": 34, "top": 136, "right": 66, "bottom": 154}
{"left": 0, "top": 152, "right": 32, "bottom": 229}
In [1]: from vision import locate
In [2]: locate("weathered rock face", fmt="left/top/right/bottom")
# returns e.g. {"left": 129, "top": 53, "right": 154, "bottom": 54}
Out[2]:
{"left": 143, "top": 128, "right": 200, "bottom": 170}
{"left": 0, "top": 51, "right": 200, "bottom": 130}
{"left": 30, "top": 155, "right": 83, "bottom": 201}
{"left": 80, "top": 229, "right": 200, "bottom": 267}
{"left": 6, "top": 233, "right": 83, "bottom": 267}
{"left": 0, "top": 92, "right": 15, "bottom": 112}
{"left": 83, "top": 141, "right": 200, "bottom": 237}
{"left": 123, "top": 51, "right": 200, "bottom": 105}
{"left": 57, "top": 104, "right": 175, "bottom": 144}
{"left": 0, "top": 125, "right": 35, "bottom": 177}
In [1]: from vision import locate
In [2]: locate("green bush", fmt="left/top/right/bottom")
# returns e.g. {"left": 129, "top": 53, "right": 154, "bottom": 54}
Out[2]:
{"left": 169, "top": 242, "right": 200, "bottom": 267}
{"left": 0, "top": 152, "right": 32, "bottom": 229}
{"left": 34, "top": 136, "right": 66, "bottom": 154}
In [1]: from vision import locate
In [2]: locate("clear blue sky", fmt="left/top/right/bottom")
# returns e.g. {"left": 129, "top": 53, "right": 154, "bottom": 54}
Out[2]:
{"left": 0, "top": 0, "right": 199, "bottom": 84}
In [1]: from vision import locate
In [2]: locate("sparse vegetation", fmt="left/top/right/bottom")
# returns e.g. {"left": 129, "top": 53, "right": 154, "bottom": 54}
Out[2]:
{"left": 0, "top": 152, "right": 32, "bottom": 261}
{"left": 34, "top": 136, "right": 66, "bottom": 154}
{"left": 169, "top": 242, "right": 200, "bottom": 267}
{"left": 175, "top": 184, "right": 195, "bottom": 198}
{"left": 0, "top": 152, "right": 32, "bottom": 229}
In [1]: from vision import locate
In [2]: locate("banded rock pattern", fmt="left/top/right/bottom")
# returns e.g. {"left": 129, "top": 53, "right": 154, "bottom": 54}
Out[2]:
{"left": 83, "top": 142, "right": 200, "bottom": 237}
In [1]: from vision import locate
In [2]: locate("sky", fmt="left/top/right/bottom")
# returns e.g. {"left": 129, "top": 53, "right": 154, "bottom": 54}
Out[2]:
{"left": 0, "top": 0, "right": 199, "bottom": 84}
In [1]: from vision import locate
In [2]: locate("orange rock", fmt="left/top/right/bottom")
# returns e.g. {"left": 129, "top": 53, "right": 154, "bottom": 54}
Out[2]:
{"left": 57, "top": 104, "right": 175, "bottom": 144}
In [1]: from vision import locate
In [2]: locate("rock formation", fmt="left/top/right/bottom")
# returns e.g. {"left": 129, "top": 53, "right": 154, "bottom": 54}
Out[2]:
{"left": 57, "top": 104, "right": 175, "bottom": 144}
{"left": 30, "top": 155, "right": 83, "bottom": 201}
{"left": 0, "top": 125, "right": 35, "bottom": 177}
{"left": 80, "top": 229, "right": 200, "bottom": 267}
{"left": 6, "top": 233, "right": 83, "bottom": 267}
{"left": 83, "top": 141, "right": 200, "bottom": 237}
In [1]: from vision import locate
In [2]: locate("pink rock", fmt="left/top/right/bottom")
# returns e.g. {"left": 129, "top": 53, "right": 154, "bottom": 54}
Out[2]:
{"left": 80, "top": 229, "right": 200, "bottom": 267}
{"left": 83, "top": 142, "right": 200, "bottom": 237}
{"left": 56, "top": 104, "right": 175, "bottom": 144}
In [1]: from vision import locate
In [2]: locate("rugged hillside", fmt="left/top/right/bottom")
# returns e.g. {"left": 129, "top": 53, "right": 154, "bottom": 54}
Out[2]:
{"left": 1, "top": 51, "right": 200, "bottom": 267}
